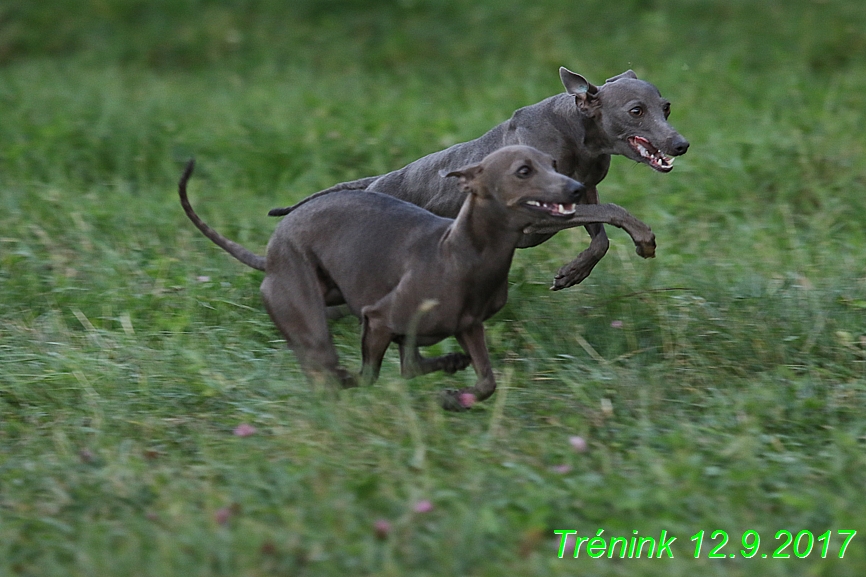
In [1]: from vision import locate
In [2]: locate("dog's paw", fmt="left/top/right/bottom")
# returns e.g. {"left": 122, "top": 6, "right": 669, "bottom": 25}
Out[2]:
{"left": 440, "top": 352, "right": 472, "bottom": 374}
{"left": 551, "top": 262, "right": 592, "bottom": 291}
{"left": 335, "top": 368, "right": 359, "bottom": 389}
{"left": 440, "top": 389, "right": 475, "bottom": 411}
{"left": 635, "top": 236, "right": 656, "bottom": 259}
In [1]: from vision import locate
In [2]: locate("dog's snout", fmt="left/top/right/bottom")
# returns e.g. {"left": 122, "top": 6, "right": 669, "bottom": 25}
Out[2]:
{"left": 670, "top": 135, "right": 690, "bottom": 156}
{"left": 567, "top": 180, "right": 587, "bottom": 201}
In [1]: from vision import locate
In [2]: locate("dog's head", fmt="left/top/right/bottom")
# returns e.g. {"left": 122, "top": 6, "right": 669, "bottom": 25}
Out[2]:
{"left": 445, "top": 145, "right": 586, "bottom": 228}
{"left": 560, "top": 67, "right": 689, "bottom": 173}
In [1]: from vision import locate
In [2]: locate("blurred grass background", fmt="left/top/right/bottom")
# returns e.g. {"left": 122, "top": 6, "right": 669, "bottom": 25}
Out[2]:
{"left": 1, "top": 1, "right": 866, "bottom": 575}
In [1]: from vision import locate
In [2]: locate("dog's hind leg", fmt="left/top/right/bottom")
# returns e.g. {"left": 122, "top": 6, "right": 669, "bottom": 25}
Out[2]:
{"left": 260, "top": 249, "right": 356, "bottom": 388}
{"left": 397, "top": 345, "right": 471, "bottom": 378}
{"left": 359, "top": 306, "right": 395, "bottom": 385}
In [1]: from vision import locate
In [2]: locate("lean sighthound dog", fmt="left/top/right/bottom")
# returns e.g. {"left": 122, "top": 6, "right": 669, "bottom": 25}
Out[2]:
{"left": 268, "top": 67, "right": 688, "bottom": 290}
{"left": 179, "top": 146, "right": 656, "bottom": 410}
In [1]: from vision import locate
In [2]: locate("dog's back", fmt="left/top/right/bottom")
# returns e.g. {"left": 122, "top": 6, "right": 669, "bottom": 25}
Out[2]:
{"left": 275, "top": 189, "right": 451, "bottom": 261}
{"left": 271, "top": 190, "right": 453, "bottom": 316}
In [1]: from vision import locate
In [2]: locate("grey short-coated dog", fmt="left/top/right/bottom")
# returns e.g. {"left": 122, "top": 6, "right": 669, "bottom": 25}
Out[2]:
{"left": 268, "top": 67, "right": 688, "bottom": 290}
{"left": 179, "top": 145, "right": 656, "bottom": 409}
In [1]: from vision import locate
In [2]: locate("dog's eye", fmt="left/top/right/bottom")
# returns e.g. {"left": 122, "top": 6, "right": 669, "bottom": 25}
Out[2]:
{"left": 516, "top": 165, "right": 533, "bottom": 178}
{"left": 629, "top": 106, "right": 644, "bottom": 117}
{"left": 663, "top": 103, "right": 671, "bottom": 118}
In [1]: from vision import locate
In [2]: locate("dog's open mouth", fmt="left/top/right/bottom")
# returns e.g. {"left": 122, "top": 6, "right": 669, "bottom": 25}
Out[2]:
{"left": 629, "top": 136, "right": 675, "bottom": 173}
{"left": 523, "top": 200, "right": 577, "bottom": 217}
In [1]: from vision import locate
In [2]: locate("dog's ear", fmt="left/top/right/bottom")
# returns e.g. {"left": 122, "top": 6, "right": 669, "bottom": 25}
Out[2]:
{"left": 444, "top": 164, "right": 483, "bottom": 194}
{"left": 560, "top": 67, "right": 599, "bottom": 95}
{"left": 605, "top": 69, "right": 638, "bottom": 83}
{"left": 561, "top": 66, "right": 602, "bottom": 117}
{"left": 559, "top": 67, "right": 593, "bottom": 95}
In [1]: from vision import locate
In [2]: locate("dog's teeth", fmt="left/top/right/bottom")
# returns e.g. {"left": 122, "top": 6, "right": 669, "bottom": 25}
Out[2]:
{"left": 553, "top": 203, "right": 576, "bottom": 215}
{"left": 527, "top": 201, "right": 541, "bottom": 207}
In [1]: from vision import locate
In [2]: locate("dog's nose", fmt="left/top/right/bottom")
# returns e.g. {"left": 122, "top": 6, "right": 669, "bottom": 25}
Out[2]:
{"left": 670, "top": 135, "right": 690, "bottom": 156}
{"left": 567, "top": 180, "right": 587, "bottom": 201}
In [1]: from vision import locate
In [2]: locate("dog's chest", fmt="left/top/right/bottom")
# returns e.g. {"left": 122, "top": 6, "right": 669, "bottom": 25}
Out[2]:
{"left": 407, "top": 275, "right": 509, "bottom": 339}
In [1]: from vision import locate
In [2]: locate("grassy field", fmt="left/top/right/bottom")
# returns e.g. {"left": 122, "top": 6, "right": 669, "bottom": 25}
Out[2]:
{"left": 2, "top": 1, "right": 866, "bottom": 575}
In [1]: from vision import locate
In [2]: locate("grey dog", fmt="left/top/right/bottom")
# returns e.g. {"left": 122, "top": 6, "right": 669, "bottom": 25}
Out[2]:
{"left": 268, "top": 67, "right": 688, "bottom": 290}
{"left": 180, "top": 146, "right": 656, "bottom": 409}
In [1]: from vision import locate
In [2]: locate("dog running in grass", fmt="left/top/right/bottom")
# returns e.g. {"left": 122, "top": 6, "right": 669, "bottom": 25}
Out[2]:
{"left": 179, "top": 145, "right": 655, "bottom": 409}
{"left": 268, "top": 67, "right": 687, "bottom": 290}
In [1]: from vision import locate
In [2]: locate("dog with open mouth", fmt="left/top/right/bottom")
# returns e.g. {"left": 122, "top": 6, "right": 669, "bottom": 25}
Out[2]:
{"left": 573, "top": 72, "right": 690, "bottom": 175}
{"left": 179, "top": 145, "right": 657, "bottom": 410}
{"left": 268, "top": 67, "right": 688, "bottom": 291}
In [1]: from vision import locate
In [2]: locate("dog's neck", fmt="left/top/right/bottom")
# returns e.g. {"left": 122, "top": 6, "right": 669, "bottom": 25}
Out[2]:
{"left": 548, "top": 94, "right": 614, "bottom": 180}
{"left": 443, "top": 194, "right": 522, "bottom": 262}
{"left": 578, "top": 110, "right": 617, "bottom": 157}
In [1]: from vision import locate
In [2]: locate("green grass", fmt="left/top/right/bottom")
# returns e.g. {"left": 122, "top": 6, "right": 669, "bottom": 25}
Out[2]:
{"left": 2, "top": 1, "right": 866, "bottom": 575}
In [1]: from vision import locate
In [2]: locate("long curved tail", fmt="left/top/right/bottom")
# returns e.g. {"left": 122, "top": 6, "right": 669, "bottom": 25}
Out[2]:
{"left": 178, "top": 160, "right": 267, "bottom": 271}
{"left": 267, "top": 175, "right": 380, "bottom": 216}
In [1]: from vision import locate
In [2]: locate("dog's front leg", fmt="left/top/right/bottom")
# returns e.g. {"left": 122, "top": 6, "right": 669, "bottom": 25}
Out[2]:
{"left": 523, "top": 200, "right": 657, "bottom": 290}
{"left": 440, "top": 323, "right": 496, "bottom": 411}
{"left": 551, "top": 220, "right": 610, "bottom": 290}
{"left": 551, "top": 185, "right": 609, "bottom": 290}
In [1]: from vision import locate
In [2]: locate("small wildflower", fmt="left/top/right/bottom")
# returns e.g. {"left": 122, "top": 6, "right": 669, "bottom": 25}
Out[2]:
{"left": 215, "top": 503, "right": 241, "bottom": 525}
{"left": 233, "top": 423, "right": 257, "bottom": 437}
{"left": 569, "top": 435, "right": 588, "bottom": 453}
{"left": 374, "top": 519, "right": 391, "bottom": 539}
{"left": 413, "top": 500, "right": 434, "bottom": 514}
{"left": 552, "top": 464, "right": 572, "bottom": 474}
{"left": 215, "top": 507, "right": 232, "bottom": 525}
{"left": 610, "top": 320, "right": 623, "bottom": 329}
{"left": 196, "top": 275, "right": 211, "bottom": 283}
